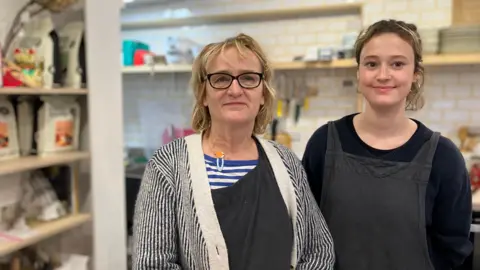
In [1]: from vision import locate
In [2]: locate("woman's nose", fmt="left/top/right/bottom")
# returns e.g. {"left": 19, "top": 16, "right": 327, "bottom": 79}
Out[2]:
{"left": 377, "top": 65, "right": 391, "bottom": 80}
{"left": 227, "top": 79, "right": 243, "bottom": 96}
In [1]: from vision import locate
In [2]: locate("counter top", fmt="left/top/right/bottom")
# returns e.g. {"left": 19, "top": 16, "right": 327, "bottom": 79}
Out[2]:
{"left": 125, "top": 164, "right": 146, "bottom": 180}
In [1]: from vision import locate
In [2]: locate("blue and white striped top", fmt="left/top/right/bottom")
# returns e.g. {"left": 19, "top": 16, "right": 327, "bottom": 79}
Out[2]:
{"left": 204, "top": 154, "right": 258, "bottom": 189}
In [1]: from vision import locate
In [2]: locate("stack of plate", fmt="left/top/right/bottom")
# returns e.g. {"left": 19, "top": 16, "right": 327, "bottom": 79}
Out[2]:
{"left": 419, "top": 28, "right": 440, "bottom": 55}
{"left": 439, "top": 25, "right": 480, "bottom": 54}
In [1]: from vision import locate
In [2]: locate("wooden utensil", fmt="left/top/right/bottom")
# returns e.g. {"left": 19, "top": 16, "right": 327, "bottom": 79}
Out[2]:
{"left": 283, "top": 76, "right": 295, "bottom": 118}
{"left": 275, "top": 73, "right": 287, "bottom": 118}
{"left": 293, "top": 77, "right": 309, "bottom": 124}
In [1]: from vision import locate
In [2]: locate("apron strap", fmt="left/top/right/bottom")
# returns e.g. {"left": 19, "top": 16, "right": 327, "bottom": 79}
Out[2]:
{"left": 412, "top": 131, "right": 441, "bottom": 167}
{"left": 425, "top": 132, "right": 441, "bottom": 165}
{"left": 326, "top": 121, "right": 343, "bottom": 152}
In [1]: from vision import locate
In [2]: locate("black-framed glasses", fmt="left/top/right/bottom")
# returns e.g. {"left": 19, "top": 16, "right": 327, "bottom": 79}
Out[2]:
{"left": 205, "top": 72, "right": 263, "bottom": 90}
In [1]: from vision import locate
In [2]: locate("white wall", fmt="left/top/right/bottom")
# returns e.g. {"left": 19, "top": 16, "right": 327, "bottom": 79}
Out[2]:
{"left": 121, "top": 0, "right": 479, "bottom": 151}
{"left": 86, "top": 0, "right": 127, "bottom": 268}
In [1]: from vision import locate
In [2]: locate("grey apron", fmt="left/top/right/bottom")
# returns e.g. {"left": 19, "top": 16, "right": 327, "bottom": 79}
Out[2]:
{"left": 320, "top": 121, "right": 439, "bottom": 270}
{"left": 211, "top": 139, "right": 293, "bottom": 270}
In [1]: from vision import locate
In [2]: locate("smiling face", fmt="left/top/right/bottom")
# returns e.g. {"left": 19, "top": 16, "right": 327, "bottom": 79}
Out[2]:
{"left": 203, "top": 46, "right": 265, "bottom": 129}
{"left": 357, "top": 33, "right": 417, "bottom": 110}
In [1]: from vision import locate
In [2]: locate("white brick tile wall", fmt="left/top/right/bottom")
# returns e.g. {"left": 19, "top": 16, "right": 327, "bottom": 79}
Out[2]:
{"left": 385, "top": 2, "right": 408, "bottom": 13}
{"left": 437, "top": 0, "right": 452, "bottom": 9}
{"left": 445, "top": 85, "right": 472, "bottom": 98}
{"left": 122, "top": 0, "right": 480, "bottom": 148}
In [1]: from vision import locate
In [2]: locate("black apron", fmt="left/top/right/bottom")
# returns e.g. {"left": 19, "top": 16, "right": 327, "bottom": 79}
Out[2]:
{"left": 211, "top": 140, "right": 293, "bottom": 270}
{"left": 320, "top": 121, "right": 439, "bottom": 270}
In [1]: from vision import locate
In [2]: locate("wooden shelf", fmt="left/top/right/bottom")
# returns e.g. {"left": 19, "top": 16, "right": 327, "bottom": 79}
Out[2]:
{"left": 274, "top": 58, "right": 356, "bottom": 70}
{"left": 120, "top": 61, "right": 356, "bottom": 73}
{"left": 121, "top": 3, "right": 363, "bottom": 30}
{"left": 0, "top": 87, "right": 88, "bottom": 95}
{"left": 123, "top": 64, "right": 191, "bottom": 74}
{"left": 120, "top": 60, "right": 355, "bottom": 73}
{"left": 122, "top": 53, "right": 480, "bottom": 74}
{"left": 0, "top": 214, "right": 91, "bottom": 256}
{"left": 0, "top": 151, "right": 90, "bottom": 176}
{"left": 275, "top": 53, "right": 480, "bottom": 69}
{"left": 422, "top": 53, "right": 480, "bottom": 66}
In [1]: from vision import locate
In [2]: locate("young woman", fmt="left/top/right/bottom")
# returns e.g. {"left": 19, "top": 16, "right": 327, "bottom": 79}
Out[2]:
{"left": 133, "top": 33, "right": 335, "bottom": 270}
{"left": 302, "top": 19, "right": 472, "bottom": 270}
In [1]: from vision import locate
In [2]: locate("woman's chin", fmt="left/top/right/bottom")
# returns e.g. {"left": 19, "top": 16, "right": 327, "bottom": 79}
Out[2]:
{"left": 367, "top": 96, "right": 405, "bottom": 109}
{"left": 221, "top": 116, "right": 253, "bottom": 126}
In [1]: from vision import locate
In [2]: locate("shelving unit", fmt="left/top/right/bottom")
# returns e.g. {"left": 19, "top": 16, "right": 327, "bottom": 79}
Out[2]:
{"left": 0, "top": 0, "right": 112, "bottom": 270}
{"left": 0, "top": 151, "right": 89, "bottom": 176}
{"left": 0, "top": 87, "right": 88, "bottom": 95}
{"left": 0, "top": 84, "right": 91, "bottom": 258}
{"left": 121, "top": 2, "right": 362, "bottom": 30}
{"left": 0, "top": 214, "right": 92, "bottom": 256}
{"left": 122, "top": 53, "right": 480, "bottom": 74}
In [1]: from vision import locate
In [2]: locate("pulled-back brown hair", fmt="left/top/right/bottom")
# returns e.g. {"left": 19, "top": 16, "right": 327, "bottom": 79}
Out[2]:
{"left": 354, "top": 19, "right": 425, "bottom": 110}
{"left": 190, "top": 33, "right": 276, "bottom": 134}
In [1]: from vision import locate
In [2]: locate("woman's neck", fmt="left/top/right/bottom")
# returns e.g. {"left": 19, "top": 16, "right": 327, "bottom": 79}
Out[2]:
{"left": 356, "top": 103, "right": 411, "bottom": 138}
{"left": 205, "top": 124, "right": 255, "bottom": 158}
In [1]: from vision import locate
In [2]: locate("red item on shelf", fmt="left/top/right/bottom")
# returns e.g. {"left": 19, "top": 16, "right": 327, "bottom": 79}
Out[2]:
{"left": 3, "top": 70, "right": 23, "bottom": 87}
{"left": 471, "top": 164, "right": 480, "bottom": 192}
{"left": 133, "top": 49, "right": 151, "bottom": 66}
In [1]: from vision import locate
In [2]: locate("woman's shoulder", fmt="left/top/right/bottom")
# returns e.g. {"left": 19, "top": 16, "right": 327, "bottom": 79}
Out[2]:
{"left": 413, "top": 120, "right": 464, "bottom": 166}
{"left": 259, "top": 137, "right": 303, "bottom": 171}
{"left": 432, "top": 133, "right": 466, "bottom": 174}
{"left": 149, "top": 136, "right": 191, "bottom": 170}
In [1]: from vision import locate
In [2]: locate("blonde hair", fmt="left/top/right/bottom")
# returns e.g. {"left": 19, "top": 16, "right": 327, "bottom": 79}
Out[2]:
{"left": 190, "top": 33, "right": 276, "bottom": 134}
{"left": 354, "top": 19, "right": 425, "bottom": 111}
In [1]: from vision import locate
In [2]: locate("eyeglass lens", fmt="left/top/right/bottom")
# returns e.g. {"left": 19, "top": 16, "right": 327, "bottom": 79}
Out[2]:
{"left": 208, "top": 73, "right": 262, "bottom": 89}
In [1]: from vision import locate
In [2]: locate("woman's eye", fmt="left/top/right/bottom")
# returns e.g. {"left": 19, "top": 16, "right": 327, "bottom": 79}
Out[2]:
{"left": 215, "top": 77, "right": 229, "bottom": 82}
{"left": 364, "top": 62, "right": 377, "bottom": 68}
{"left": 392, "top": 62, "right": 405, "bottom": 68}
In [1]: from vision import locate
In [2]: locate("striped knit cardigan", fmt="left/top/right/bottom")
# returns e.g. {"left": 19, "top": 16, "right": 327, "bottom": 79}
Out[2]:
{"left": 132, "top": 134, "right": 335, "bottom": 270}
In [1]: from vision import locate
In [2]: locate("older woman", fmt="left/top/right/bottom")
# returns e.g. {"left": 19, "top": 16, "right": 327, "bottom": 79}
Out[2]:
{"left": 132, "top": 33, "right": 335, "bottom": 270}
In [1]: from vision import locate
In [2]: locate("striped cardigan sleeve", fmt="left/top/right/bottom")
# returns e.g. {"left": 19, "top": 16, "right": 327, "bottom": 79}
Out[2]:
{"left": 272, "top": 143, "right": 335, "bottom": 269}
{"left": 132, "top": 159, "right": 181, "bottom": 270}
{"left": 295, "top": 160, "right": 335, "bottom": 270}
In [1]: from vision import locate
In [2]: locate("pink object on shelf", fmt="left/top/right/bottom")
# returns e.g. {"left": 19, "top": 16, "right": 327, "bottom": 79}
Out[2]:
{"left": 182, "top": 129, "right": 195, "bottom": 137}
{"left": 162, "top": 126, "right": 196, "bottom": 145}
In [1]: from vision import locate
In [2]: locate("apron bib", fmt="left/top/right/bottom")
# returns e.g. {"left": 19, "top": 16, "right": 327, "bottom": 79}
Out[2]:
{"left": 320, "top": 121, "right": 439, "bottom": 270}
{"left": 211, "top": 139, "right": 294, "bottom": 270}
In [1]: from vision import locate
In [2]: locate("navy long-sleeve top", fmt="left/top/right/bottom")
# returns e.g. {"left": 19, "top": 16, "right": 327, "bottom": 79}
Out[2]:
{"left": 302, "top": 113, "right": 473, "bottom": 270}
